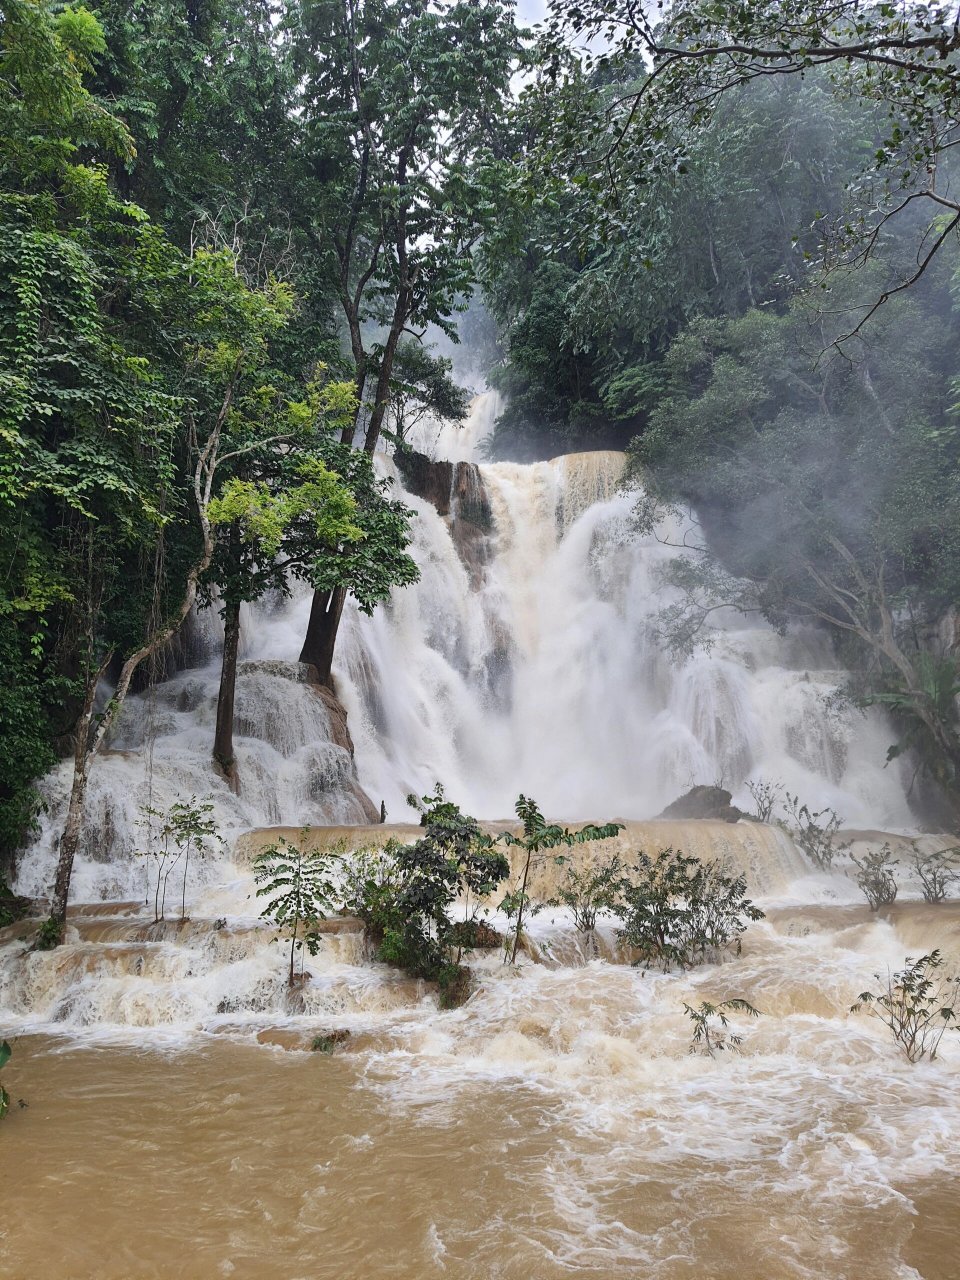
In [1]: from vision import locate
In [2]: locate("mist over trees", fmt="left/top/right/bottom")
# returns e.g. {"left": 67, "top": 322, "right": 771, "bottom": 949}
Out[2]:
{"left": 3, "top": 0, "right": 960, "bottom": 928}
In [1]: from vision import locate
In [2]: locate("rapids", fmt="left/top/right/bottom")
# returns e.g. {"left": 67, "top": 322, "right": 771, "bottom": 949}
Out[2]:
{"left": 4, "top": 392, "right": 959, "bottom": 1279}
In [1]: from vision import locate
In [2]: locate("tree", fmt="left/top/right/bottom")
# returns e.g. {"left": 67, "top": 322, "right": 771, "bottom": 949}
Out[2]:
{"left": 382, "top": 340, "right": 471, "bottom": 450}
{"left": 480, "top": 70, "right": 870, "bottom": 457}
{"left": 548, "top": 0, "right": 960, "bottom": 331}
{"left": 500, "top": 796, "right": 622, "bottom": 964}
{"left": 294, "top": 436, "right": 420, "bottom": 686}
{"left": 204, "top": 378, "right": 365, "bottom": 780}
{"left": 254, "top": 832, "right": 339, "bottom": 986}
{"left": 289, "top": 0, "right": 521, "bottom": 671}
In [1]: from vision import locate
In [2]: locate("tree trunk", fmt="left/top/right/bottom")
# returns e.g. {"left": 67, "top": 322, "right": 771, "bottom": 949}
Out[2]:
{"left": 49, "top": 667, "right": 100, "bottom": 935}
{"left": 214, "top": 596, "right": 241, "bottom": 789}
{"left": 299, "top": 586, "right": 347, "bottom": 687}
{"left": 50, "top": 770, "right": 87, "bottom": 939}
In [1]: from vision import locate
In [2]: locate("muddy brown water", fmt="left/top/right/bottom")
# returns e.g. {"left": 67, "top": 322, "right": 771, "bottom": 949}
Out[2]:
{"left": 1, "top": 1029, "right": 957, "bottom": 1280}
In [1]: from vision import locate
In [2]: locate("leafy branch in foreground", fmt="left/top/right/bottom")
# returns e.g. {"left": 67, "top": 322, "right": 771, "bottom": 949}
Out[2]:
{"left": 851, "top": 951, "right": 960, "bottom": 1063}
{"left": 683, "top": 999, "right": 760, "bottom": 1057}
{"left": 548, "top": 0, "right": 960, "bottom": 334}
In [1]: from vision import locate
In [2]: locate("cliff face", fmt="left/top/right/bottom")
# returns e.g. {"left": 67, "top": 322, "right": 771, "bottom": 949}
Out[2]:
{"left": 396, "top": 450, "right": 494, "bottom": 588}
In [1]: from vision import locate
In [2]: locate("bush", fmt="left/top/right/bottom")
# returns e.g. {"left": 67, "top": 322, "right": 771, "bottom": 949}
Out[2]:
{"left": 851, "top": 951, "right": 960, "bottom": 1062}
{"left": 852, "top": 844, "right": 899, "bottom": 910}
{"left": 548, "top": 854, "right": 626, "bottom": 956}
{"left": 913, "top": 846, "right": 960, "bottom": 903}
{"left": 782, "top": 792, "right": 851, "bottom": 870}
{"left": 340, "top": 787, "right": 510, "bottom": 995}
{"left": 746, "top": 778, "right": 783, "bottom": 823}
{"left": 619, "top": 847, "right": 765, "bottom": 971}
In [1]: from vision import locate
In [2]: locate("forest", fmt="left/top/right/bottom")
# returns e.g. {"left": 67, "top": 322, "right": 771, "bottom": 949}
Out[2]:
{"left": 2, "top": 0, "right": 960, "bottom": 914}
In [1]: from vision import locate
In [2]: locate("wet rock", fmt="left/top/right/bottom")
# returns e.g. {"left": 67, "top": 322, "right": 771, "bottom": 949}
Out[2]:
{"left": 658, "top": 785, "right": 744, "bottom": 823}
{"left": 396, "top": 450, "right": 493, "bottom": 588}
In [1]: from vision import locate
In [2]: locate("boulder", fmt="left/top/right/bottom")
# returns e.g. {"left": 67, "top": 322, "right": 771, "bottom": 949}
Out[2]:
{"left": 658, "top": 785, "right": 744, "bottom": 823}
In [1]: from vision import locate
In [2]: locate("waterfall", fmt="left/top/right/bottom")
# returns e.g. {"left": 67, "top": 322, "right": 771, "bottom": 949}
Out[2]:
{"left": 11, "top": 392, "right": 917, "bottom": 905}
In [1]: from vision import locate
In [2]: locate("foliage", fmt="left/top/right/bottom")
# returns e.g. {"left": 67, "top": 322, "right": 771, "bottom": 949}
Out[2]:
{"left": 33, "top": 917, "right": 63, "bottom": 951}
{"left": 311, "top": 1031, "right": 349, "bottom": 1053}
{"left": 913, "top": 846, "right": 960, "bottom": 904}
{"left": 548, "top": 854, "right": 626, "bottom": 951}
{"left": 782, "top": 794, "right": 851, "bottom": 872}
{"left": 619, "top": 847, "right": 765, "bottom": 971}
{"left": 480, "top": 71, "right": 869, "bottom": 458}
{"left": 385, "top": 341, "right": 472, "bottom": 449}
{"left": 852, "top": 845, "right": 899, "bottom": 912}
{"left": 500, "top": 795, "right": 623, "bottom": 964}
{"left": 341, "top": 788, "right": 510, "bottom": 998}
{"left": 139, "top": 798, "right": 222, "bottom": 923}
{"left": 852, "top": 951, "right": 960, "bottom": 1063}
{"left": 253, "top": 833, "right": 339, "bottom": 987}
{"left": 682, "top": 998, "right": 760, "bottom": 1057}
{"left": 547, "top": 0, "right": 960, "bottom": 332}
{"left": 746, "top": 778, "right": 783, "bottom": 825}
{"left": 0, "top": 872, "right": 28, "bottom": 929}
{"left": 290, "top": 0, "right": 522, "bottom": 452}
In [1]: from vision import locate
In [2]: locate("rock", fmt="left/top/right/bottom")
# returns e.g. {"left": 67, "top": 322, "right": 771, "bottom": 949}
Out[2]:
{"left": 395, "top": 450, "right": 454, "bottom": 515}
{"left": 658, "top": 785, "right": 744, "bottom": 823}
{"left": 396, "top": 450, "right": 493, "bottom": 587}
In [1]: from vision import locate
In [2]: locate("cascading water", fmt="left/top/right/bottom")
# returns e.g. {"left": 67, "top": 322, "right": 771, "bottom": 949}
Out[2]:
{"left": 4, "top": 392, "right": 959, "bottom": 1280}
{"left": 11, "top": 391, "right": 917, "bottom": 905}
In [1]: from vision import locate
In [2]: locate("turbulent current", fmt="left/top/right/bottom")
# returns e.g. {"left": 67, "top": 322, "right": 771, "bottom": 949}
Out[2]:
{"left": 3, "top": 393, "right": 959, "bottom": 1280}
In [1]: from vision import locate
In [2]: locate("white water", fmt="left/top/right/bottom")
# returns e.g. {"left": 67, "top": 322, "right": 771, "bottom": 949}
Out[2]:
{"left": 11, "top": 392, "right": 916, "bottom": 906}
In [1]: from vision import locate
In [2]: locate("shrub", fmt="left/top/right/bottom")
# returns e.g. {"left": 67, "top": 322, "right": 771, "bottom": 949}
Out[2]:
{"left": 311, "top": 1030, "right": 350, "bottom": 1054}
{"left": 341, "top": 788, "right": 510, "bottom": 1000}
{"left": 746, "top": 778, "right": 783, "bottom": 823}
{"left": 500, "top": 795, "right": 622, "bottom": 963}
{"left": 851, "top": 951, "right": 960, "bottom": 1062}
{"left": 682, "top": 998, "right": 760, "bottom": 1056}
{"left": 619, "top": 847, "right": 765, "bottom": 971}
{"left": 548, "top": 854, "right": 626, "bottom": 956}
{"left": 913, "top": 846, "right": 960, "bottom": 903}
{"left": 33, "top": 917, "right": 63, "bottom": 950}
{"left": 782, "top": 792, "right": 851, "bottom": 870}
{"left": 852, "top": 844, "right": 899, "bottom": 910}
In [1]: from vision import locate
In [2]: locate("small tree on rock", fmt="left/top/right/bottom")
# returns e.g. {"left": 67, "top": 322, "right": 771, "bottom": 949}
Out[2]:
{"left": 254, "top": 832, "right": 339, "bottom": 986}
